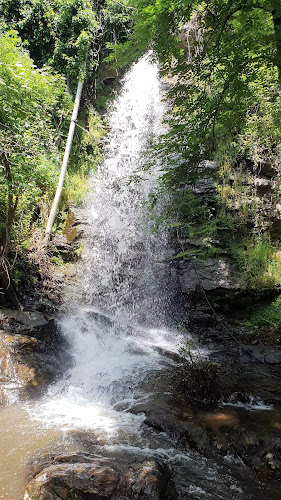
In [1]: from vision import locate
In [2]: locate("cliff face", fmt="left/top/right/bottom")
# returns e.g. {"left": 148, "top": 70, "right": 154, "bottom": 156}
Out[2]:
{"left": 171, "top": 157, "right": 281, "bottom": 332}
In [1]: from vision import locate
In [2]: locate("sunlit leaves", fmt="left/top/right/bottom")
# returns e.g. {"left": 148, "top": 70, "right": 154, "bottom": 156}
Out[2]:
{"left": 0, "top": 32, "right": 72, "bottom": 243}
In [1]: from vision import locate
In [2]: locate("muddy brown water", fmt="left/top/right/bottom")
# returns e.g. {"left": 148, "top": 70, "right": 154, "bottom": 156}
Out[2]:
{"left": 0, "top": 406, "right": 78, "bottom": 499}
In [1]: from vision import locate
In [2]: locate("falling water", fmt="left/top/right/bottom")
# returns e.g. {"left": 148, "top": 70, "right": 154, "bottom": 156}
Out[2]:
{"left": 31, "top": 52, "right": 180, "bottom": 435}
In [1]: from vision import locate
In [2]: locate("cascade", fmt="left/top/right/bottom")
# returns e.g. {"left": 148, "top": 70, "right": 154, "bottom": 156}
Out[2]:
{"left": 31, "top": 52, "right": 179, "bottom": 435}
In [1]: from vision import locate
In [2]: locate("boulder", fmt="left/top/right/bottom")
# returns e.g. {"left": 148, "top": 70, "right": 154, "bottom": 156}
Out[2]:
{"left": 130, "top": 371, "right": 212, "bottom": 455}
{"left": 24, "top": 453, "right": 176, "bottom": 500}
{"left": 0, "top": 308, "right": 48, "bottom": 327}
{"left": 0, "top": 320, "right": 70, "bottom": 402}
{"left": 0, "top": 332, "right": 44, "bottom": 393}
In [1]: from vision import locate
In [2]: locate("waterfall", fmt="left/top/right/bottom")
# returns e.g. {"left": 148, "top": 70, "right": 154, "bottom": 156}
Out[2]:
{"left": 31, "top": 53, "right": 180, "bottom": 436}
{"left": 1, "top": 53, "right": 276, "bottom": 500}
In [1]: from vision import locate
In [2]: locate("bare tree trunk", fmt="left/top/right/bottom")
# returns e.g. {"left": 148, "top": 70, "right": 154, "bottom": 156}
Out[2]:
{"left": 44, "top": 79, "right": 84, "bottom": 244}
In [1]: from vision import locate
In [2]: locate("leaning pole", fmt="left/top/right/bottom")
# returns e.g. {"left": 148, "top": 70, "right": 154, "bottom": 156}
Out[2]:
{"left": 44, "top": 78, "right": 84, "bottom": 245}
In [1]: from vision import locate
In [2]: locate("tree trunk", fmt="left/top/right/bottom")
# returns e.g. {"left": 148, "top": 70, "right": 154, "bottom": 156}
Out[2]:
{"left": 44, "top": 79, "right": 84, "bottom": 244}
{"left": 0, "top": 153, "right": 17, "bottom": 258}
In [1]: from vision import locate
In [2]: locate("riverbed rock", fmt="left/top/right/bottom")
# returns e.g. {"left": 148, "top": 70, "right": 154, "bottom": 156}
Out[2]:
{"left": 0, "top": 319, "right": 70, "bottom": 402}
{"left": 24, "top": 453, "right": 176, "bottom": 500}
{"left": 130, "top": 371, "right": 212, "bottom": 455}
{"left": 0, "top": 332, "right": 44, "bottom": 393}
{"left": 228, "top": 424, "right": 281, "bottom": 478}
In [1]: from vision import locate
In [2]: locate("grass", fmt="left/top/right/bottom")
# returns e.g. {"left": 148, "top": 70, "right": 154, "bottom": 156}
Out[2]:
{"left": 232, "top": 237, "right": 281, "bottom": 291}
{"left": 65, "top": 172, "right": 89, "bottom": 206}
{"left": 244, "top": 295, "right": 281, "bottom": 330}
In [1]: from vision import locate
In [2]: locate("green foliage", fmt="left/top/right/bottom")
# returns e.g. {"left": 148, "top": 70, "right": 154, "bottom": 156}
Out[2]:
{"left": 0, "top": 0, "right": 131, "bottom": 299}
{"left": 0, "top": 0, "right": 134, "bottom": 91}
{"left": 0, "top": 0, "right": 97, "bottom": 86}
{"left": 108, "top": 0, "right": 281, "bottom": 298}
{"left": 50, "top": 254, "right": 65, "bottom": 266}
{"left": 116, "top": 0, "right": 281, "bottom": 185}
{"left": 0, "top": 32, "right": 72, "bottom": 246}
{"left": 232, "top": 237, "right": 281, "bottom": 291}
{"left": 245, "top": 295, "right": 281, "bottom": 330}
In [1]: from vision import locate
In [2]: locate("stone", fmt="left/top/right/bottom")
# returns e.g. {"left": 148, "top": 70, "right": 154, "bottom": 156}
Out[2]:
{"left": 24, "top": 453, "right": 176, "bottom": 500}
{"left": 178, "top": 258, "right": 240, "bottom": 293}
{"left": 130, "top": 372, "right": 212, "bottom": 455}
{"left": 0, "top": 308, "right": 48, "bottom": 327}
{"left": 192, "top": 177, "right": 217, "bottom": 195}
{"left": 0, "top": 332, "right": 44, "bottom": 392}
{"left": 198, "top": 160, "right": 218, "bottom": 171}
{"left": 0, "top": 320, "right": 70, "bottom": 401}
{"left": 241, "top": 345, "right": 281, "bottom": 365}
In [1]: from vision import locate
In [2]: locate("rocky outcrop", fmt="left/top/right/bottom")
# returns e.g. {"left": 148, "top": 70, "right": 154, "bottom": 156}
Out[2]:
{"left": 178, "top": 258, "right": 240, "bottom": 294}
{"left": 130, "top": 358, "right": 281, "bottom": 481}
{"left": 173, "top": 157, "right": 281, "bottom": 304}
{"left": 0, "top": 332, "right": 44, "bottom": 391}
{"left": 24, "top": 453, "right": 176, "bottom": 500}
{"left": 0, "top": 316, "right": 70, "bottom": 402}
{"left": 0, "top": 308, "right": 48, "bottom": 327}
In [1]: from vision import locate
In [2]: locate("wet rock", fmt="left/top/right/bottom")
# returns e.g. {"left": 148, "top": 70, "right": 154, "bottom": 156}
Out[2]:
{"left": 0, "top": 320, "right": 70, "bottom": 401}
{"left": 240, "top": 345, "right": 281, "bottom": 365}
{"left": 0, "top": 332, "right": 44, "bottom": 392}
{"left": 24, "top": 453, "right": 176, "bottom": 500}
{"left": 0, "top": 308, "right": 48, "bottom": 327}
{"left": 131, "top": 372, "right": 212, "bottom": 455}
{"left": 229, "top": 425, "right": 281, "bottom": 477}
{"left": 264, "top": 352, "right": 281, "bottom": 365}
{"left": 178, "top": 258, "right": 240, "bottom": 293}
{"left": 187, "top": 305, "right": 218, "bottom": 328}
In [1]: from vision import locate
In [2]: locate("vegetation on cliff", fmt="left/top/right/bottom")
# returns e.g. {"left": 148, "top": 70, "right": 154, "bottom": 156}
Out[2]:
{"left": 107, "top": 0, "right": 281, "bottom": 330}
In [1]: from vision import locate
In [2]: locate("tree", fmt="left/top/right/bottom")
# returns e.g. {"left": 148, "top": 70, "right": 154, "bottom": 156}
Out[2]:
{"left": 0, "top": 32, "right": 72, "bottom": 301}
{"left": 112, "top": 0, "right": 281, "bottom": 190}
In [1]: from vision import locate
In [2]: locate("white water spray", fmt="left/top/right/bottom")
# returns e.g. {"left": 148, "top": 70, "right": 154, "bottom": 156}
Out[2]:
{"left": 31, "top": 53, "right": 181, "bottom": 436}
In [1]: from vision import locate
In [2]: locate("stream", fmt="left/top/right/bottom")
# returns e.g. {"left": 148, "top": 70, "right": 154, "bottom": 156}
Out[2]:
{"left": 0, "top": 53, "right": 280, "bottom": 499}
